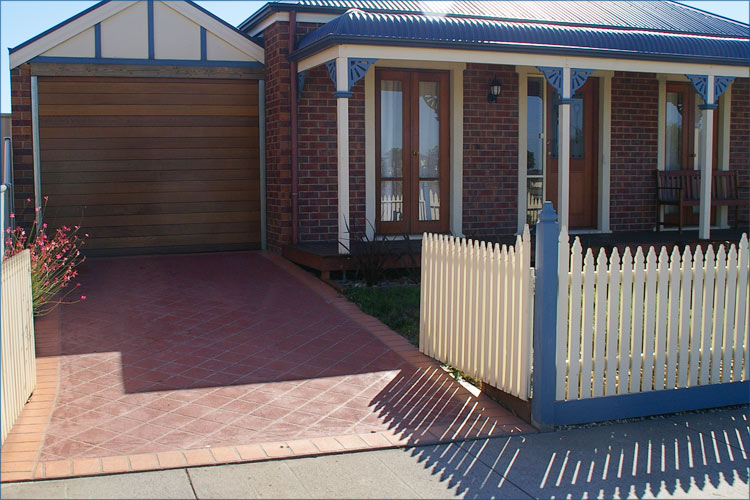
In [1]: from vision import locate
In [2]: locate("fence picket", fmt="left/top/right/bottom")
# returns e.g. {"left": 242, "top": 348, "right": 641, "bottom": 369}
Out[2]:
{"left": 677, "top": 246, "right": 693, "bottom": 388}
{"left": 653, "top": 247, "right": 670, "bottom": 391}
{"left": 593, "top": 249, "right": 608, "bottom": 397}
{"left": 567, "top": 239, "right": 583, "bottom": 400}
{"left": 556, "top": 228, "right": 570, "bottom": 399}
{"left": 733, "top": 236, "right": 748, "bottom": 382}
{"left": 666, "top": 246, "right": 682, "bottom": 389}
{"left": 492, "top": 243, "right": 503, "bottom": 388}
{"left": 605, "top": 249, "right": 621, "bottom": 396}
{"left": 710, "top": 246, "right": 727, "bottom": 384}
{"left": 688, "top": 247, "right": 704, "bottom": 387}
{"left": 642, "top": 247, "right": 658, "bottom": 392}
{"left": 722, "top": 245, "right": 737, "bottom": 384}
{"left": 630, "top": 248, "right": 646, "bottom": 393}
{"left": 502, "top": 244, "right": 511, "bottom": 390}
{"left": 618, "top": 248, "right": 633, "bottom": 394}
{"left": 478, "top": 241, "right": 489, "bottom": 382}
{"left": 580, "top": 249, "right": 596, "bottom": 399}
{"left": 521, "top": 226, "right": 533, "bottom": 399}
{"left": 699, "top": 246, "right": 716, "bottom": 386}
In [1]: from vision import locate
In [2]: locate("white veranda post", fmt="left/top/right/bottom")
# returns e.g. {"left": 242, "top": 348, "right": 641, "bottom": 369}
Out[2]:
{"left": 336, "top": 56, "right": 350, "bottom": 254}
{"left": 698, "top": 75, "right": 715, "bottom": 240}
{"left": 557, "top": 67, "right": 572, "bottom": 229}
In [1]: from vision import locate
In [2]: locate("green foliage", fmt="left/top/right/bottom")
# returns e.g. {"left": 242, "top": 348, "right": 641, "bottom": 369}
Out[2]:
{"left": 345, "top": 285, "right": 420, "bottom": 345}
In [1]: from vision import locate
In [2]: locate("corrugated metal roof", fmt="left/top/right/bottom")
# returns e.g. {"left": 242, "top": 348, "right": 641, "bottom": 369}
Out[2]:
{"left": 242, "top": 1, "right": 749, "bottom": 37}
{"left": 292, "top": 9, "right": 749, "bottom": 65}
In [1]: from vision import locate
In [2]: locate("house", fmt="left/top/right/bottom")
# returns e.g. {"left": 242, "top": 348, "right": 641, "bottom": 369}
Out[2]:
{"left": 7, "top": 1, "right": 749, "bottom": 261}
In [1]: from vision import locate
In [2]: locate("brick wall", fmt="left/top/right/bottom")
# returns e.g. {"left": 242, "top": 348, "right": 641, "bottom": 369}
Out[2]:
{"left": 462, "top": 63, "right": 519, "bottom": 240}
{"left": 609, "top": 71, "right": 659, "bottom": 232}
{"left": 263, "top": 22, "right": 292, "bottom": 251}
{"left": 729, "top": 77, "right": 748, "bottom": 226}
{"left": 296, "top": 52, "right": 366, "bottom": 243}
{"left": 9, "top": 63, "right": 34, "bottom": 225}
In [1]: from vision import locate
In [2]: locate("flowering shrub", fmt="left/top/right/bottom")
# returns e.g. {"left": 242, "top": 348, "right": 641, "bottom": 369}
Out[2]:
{"left": 4, "top": 198, "right": 88, "bottom": 316}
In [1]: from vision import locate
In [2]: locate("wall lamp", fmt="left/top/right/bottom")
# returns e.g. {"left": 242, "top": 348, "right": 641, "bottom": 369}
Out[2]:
{"left": 487, "top": 76, "right": 502, "bottom": 103}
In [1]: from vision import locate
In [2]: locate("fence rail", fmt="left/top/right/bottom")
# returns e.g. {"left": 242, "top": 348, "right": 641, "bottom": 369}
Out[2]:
{"left": 556, "top": 229, "right": 749, "bottom": 401}
{"left": 1, "top": 250, "right": 36, "bottom": 444}
{"left": 419, "top": 228, "right": 534, "bottom": 400}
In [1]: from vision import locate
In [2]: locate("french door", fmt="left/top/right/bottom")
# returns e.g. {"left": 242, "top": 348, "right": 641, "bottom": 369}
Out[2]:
{"left": 376, "top": 69, "right": 450, "bottom": 235}
{"left": 664, "top": 82, "right": 719, "bottom": 225}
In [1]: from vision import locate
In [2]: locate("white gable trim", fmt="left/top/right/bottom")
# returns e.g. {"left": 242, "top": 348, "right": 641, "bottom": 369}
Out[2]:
{"left": 162, "top": 2, "right": 264, "bottom": 63}
{"left": 10, "top": 0, "right": 263, "bottom": 69}
{"left": 10, "top": 1, "right": 137, "bottom": 68}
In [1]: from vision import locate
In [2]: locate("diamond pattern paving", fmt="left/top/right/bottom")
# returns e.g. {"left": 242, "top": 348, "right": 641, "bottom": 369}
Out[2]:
{"left": 33, "top": 252, "right": 532, "bottom": 468}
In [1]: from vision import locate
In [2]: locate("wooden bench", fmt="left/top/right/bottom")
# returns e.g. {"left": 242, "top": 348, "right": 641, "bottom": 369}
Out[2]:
{"left": 656, "top": 170, "right": 747, "bottom": 232}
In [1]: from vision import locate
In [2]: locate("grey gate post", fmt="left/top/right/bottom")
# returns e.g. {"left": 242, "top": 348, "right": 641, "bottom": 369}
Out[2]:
{"left": 531, "top": 201, "right": 559, "bottom": 430}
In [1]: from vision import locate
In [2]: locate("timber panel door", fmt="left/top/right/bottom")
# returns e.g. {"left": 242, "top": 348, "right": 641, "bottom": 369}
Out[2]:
{"left": 546, "top": 78, "right": 599, "bottom": 229}
{"left": 376, "top": 69, "right": 449, "bottom": 235}
{"left": 37, "top": 76, "right": 260, "bottom": 255}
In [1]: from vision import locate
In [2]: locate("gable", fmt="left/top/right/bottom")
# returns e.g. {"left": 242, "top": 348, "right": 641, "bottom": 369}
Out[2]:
{"left": 10, "top": 0, "right": 264, "bottom": 68}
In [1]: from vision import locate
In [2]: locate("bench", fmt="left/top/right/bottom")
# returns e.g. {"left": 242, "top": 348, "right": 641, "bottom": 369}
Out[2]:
{"left": 656, "top": 170, "right": 747, "bottom": 232}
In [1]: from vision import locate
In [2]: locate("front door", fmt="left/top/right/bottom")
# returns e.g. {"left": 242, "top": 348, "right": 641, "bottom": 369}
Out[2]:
{"left": 664, "top": 82, "right": 719, "bottom": 226}
{"left": 376, "top": 69, "right": 450, "bottom": 235}
{"left": 546, "top": 78, "right": 599, "bottom": 229}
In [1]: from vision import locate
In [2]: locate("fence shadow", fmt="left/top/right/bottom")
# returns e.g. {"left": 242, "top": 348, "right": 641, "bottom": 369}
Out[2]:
{"left": 398, "top": 407, "right": 749, "bottom": 498}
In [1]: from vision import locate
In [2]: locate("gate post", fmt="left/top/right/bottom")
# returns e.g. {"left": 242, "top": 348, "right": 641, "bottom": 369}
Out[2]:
{"left": 531, "top": 202, "right": 559, "bottom": 430}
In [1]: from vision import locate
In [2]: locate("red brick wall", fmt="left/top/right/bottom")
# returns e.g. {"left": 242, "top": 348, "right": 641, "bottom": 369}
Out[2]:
{"left": 263, "top": 22, "right": 292, "bottom": 251}
{"left": 609, "top": 71, "right": 659, "bottom": 232}
{"left": 295, "top": 25, "right": 366, "bottom": 243}
{"left": 729, "top": 77, "right": 748, "bottom": 226}
{"left": 9, "top": 63, "right": 34, "bottom": 225}
{"left": 462, "top": 63, "right": 518, "bottom": 239}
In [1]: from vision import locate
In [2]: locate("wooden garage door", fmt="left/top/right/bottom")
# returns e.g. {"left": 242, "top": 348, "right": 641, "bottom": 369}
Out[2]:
{"left": 38, "top": 76, "right": 260, "bottom": 255}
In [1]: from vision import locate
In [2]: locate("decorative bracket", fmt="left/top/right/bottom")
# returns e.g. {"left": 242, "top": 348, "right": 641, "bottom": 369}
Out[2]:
{"left": 297, "top": 70, "right": 307, "bottom": 103}
{"left": 686, "top": 74, "right": 708, "bottom": 103}
{"left": 325, "top": 59, "right": 337, "bottom": 88}
{"left": 714, "top": 76, "right": 735, "bottom": 101}
{"left": 347, "top": 58, "right": 377, "bottom": 91}
{"left": 570, "top": 68, "right": 594, "bottom": 94}
{"left": 538, "top": 66, "right": 563, "bottom": 95}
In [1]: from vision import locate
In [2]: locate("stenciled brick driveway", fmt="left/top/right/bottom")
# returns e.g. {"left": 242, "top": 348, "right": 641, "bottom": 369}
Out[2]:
{"left": 1, "top": 251, "right": 533, "bottom": 481}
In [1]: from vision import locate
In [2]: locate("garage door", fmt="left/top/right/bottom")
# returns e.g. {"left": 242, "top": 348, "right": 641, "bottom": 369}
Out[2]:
{"left": 37, "top": 76, "right": 260, "bottom": 255}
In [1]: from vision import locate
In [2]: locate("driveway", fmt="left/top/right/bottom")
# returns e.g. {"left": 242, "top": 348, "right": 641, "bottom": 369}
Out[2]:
{"left": 1, "top": 252, "right": 532, "bottom": 481}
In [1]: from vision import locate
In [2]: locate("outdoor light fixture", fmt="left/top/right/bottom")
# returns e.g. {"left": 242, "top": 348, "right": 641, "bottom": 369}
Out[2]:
{"left": 488, "top": 76, "right": 502, "bottom": 103}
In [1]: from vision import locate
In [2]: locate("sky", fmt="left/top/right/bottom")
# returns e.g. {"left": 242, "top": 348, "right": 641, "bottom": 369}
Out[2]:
{"left": 0, "top": 0, "right": 748, "bottom": 113}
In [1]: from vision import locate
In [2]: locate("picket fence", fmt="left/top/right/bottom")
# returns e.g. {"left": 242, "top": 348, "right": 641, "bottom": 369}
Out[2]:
{"left": 1, "top": 250, "right": 36, "bottom": 444}
{"left": 419, "top": 227, "right": 534, "bottom": 400}
{"left": 556, "top": 230, "right": 749, "bottom": 401}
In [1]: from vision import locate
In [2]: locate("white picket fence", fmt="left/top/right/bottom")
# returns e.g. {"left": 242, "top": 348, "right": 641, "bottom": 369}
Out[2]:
{"left": 419, "top": 227, "right": 534, "bottom": 400}
{"left": 556, "top": 230, "right": 749, "bottom": 401}
{"left": 1, "top": 250, "right": 36, "bottom": 444}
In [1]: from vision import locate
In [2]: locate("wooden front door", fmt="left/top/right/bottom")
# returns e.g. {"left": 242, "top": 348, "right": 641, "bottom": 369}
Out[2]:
{"left": 546, "top": 78, "right": 599, "bottom": 229}
{"left": 664, "top": 82, "right": 719, "bottom": 226}
{"left": 376, "top": 69, "right": 450, "bottom": 235}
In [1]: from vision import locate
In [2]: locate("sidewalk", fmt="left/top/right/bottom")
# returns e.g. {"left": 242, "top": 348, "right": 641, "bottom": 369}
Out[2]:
{"left": 3, "top": 406, "right": 747, "bottom": 499}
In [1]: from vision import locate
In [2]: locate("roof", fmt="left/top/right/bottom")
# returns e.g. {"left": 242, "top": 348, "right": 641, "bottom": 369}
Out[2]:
{"left": 240, "top": 1, "right": 749, "bottom": 38}
{"left": 290, "top": 8, "right": 749, "bottom": 65}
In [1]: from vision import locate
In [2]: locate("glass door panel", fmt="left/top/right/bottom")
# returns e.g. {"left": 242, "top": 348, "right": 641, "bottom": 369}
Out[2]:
{"left": 380, "top": 79, "right": 404, "bottom": 223}
{"left": 526, "top": 77, "right": 545, "bottom": 225}
{"left": 377, "top": 70, "right": 449, "bottom": 234}
{"left": 418, "top": 81, "right": 440, "bottom": 222}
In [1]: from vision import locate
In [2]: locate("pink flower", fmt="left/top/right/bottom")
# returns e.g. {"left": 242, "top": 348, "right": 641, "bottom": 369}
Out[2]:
{"left": 35, "top": 206, "right": 40, "bottom": 212}
{"left": 42, "top": 223, "right": 47, "bottom": 229}
{"left": 43, "top": 196, "right": 49, "bottom": 201}
{"left": 80, "top": 295, "right": 86, "bottom": 300}
{"left": 9, "top": 213, "right": 14, "bottom": 218}
{"left": 26, "top": 198, "right": 31, "bottom": 203}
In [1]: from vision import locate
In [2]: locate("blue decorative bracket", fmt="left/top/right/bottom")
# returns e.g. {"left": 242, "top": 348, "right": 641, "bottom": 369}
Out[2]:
{"left": 538, "top": 66, "right": 563, "bottom": 95}
{"left": 686, "top": 74, "right": 708, "bottom": 103}
{"left": 297, "top": 70, "right": 307, "bottom": 103}
{"left": 324, "top": 58, "right": 378, "bottom": 97}
{"left": 325, "top": 59, "right": 337, "bottom": 88}
{"left": 714, "top": 76, "right": 735, "bottom": 101}
{"left": 347, "top": 58, "right": 377, "bottom": 91}
{"left": 571, "top": 68, "right": 594, "bottom": 94}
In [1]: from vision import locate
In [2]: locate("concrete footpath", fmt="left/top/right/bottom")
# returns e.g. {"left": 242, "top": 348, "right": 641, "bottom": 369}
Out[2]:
{"left": 3, "top": 406, "right": 748, "bottom": 499}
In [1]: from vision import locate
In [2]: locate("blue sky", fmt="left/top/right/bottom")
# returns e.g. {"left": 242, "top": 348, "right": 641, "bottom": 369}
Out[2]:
{"left": 1, "top": 1, "right": 748, "bottom": 113}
